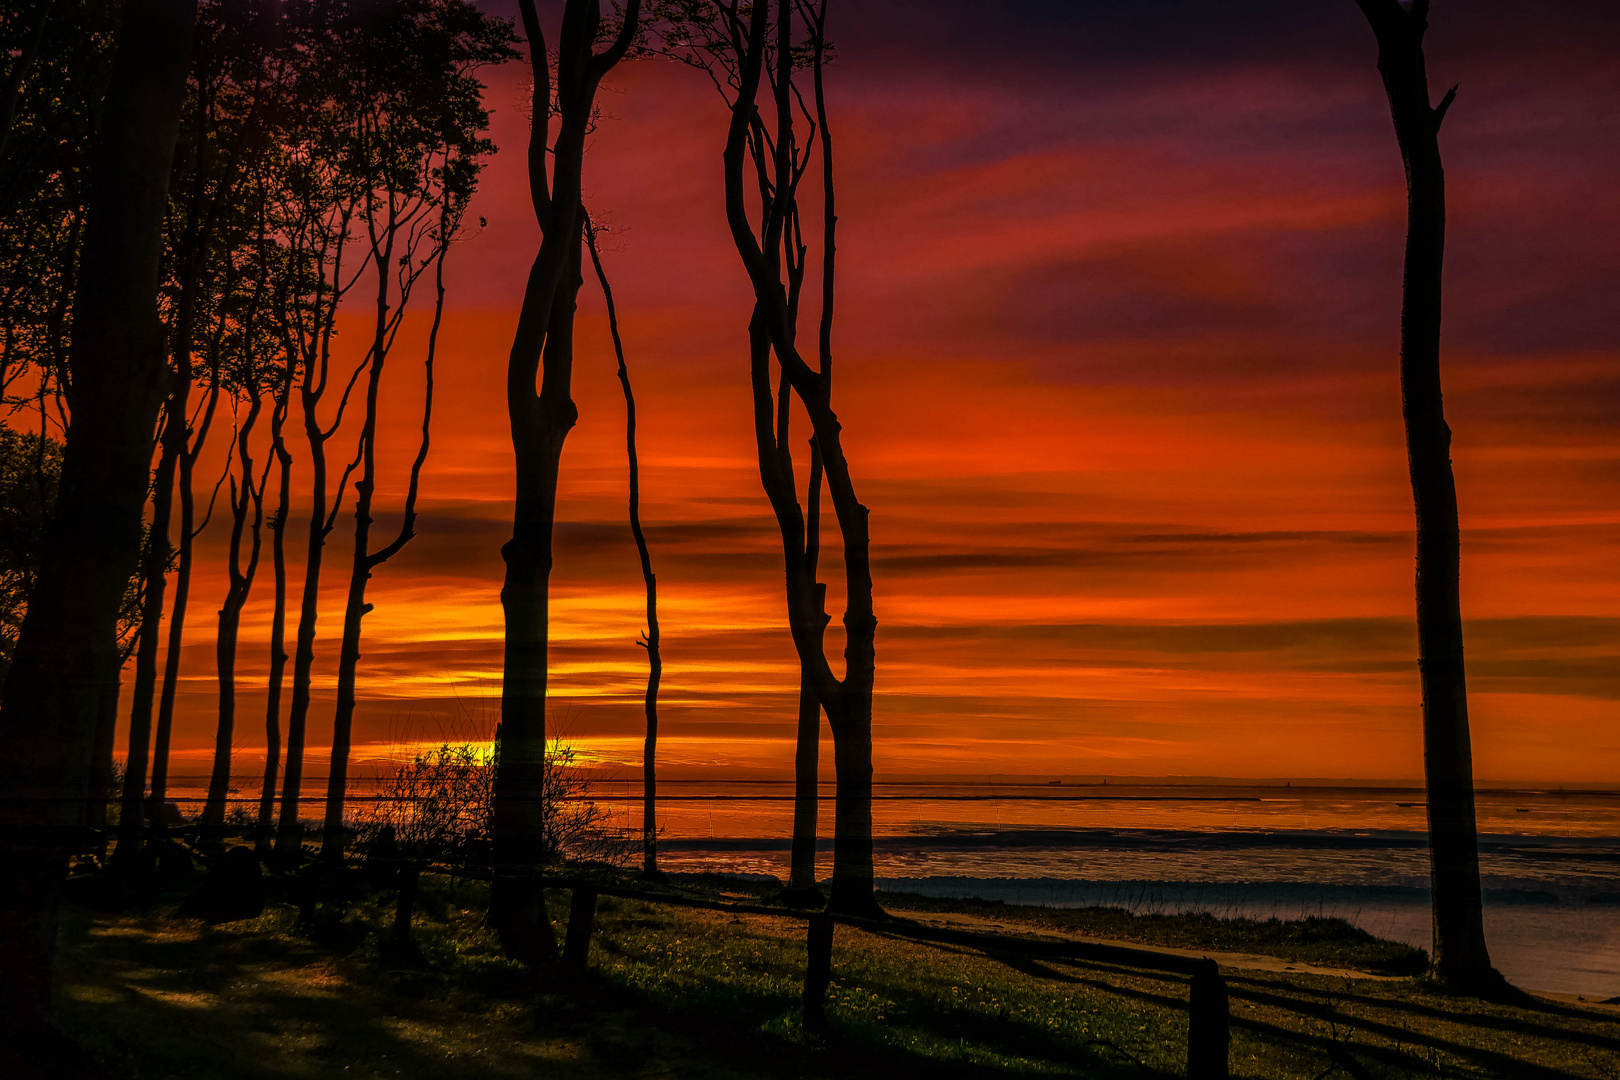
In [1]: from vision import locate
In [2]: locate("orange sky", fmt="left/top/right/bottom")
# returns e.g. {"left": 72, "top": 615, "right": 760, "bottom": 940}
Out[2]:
{"left": 144, "top": 0, "right": 1620, "bottom": 783}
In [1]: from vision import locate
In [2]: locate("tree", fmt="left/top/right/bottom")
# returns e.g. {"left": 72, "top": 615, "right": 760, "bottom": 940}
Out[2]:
{"left": 200, "top": 187, "right": 281, "bottom": 842}
{"left": 271, "top": 0, "right": 384, "bottom": 860}
{"left": 145, "top": 0, "right": 289, "bottom": 833}
{"left": 0, "top": 0, "right": 195, "bottom": 1052}
{"left": 0, "top": 428, "right": 62, "bottom": 694}
{"left": 654, "top": 0, "right": 877, "bottom": 915}
{"left": 316, "top": 0, "right": 514, "bottom": 861}
{"left": 585, "top": 217, "right": 663, "bottom": 879}
{"left": 489, "top": 0, "right": 639, "bottom": 964}
{"left": 0, "top": 0, "right": 118, "bottom": 407}
{"left": 1353, "top": 0, "right": 1506, "bottom": 996}
{"left": 256, "top": 250, "right": 299, "bottom": 854}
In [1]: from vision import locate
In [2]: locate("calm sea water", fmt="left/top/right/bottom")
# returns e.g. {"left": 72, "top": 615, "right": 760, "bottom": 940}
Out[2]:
{"left": 608, "top": 780, "right": 1620, "bottom": 998}
{"left": 174, "top": 776, "right": 1620, "bottom": 997}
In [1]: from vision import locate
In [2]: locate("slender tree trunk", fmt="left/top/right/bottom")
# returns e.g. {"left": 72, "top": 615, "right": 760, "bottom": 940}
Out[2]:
{"left": 318, "top": 247, "right": 393, "bottom": 862}
{"left": 0, "top": 0, "right": 193, "bottom": 1049}
{"left": 274, "top": 327, "right": 344, "bottom": 861}
{"left": 788, "top": 637, "right": 821, "bottom": 891}
{"left": 115, "top": 413, "right": 179, "bottom": 856}
{"left": 275, "top": 426, "right": 327, "bottom": 858}
{"left": 145, "top": 376, "right": 191, "bottom": 824}
{"left": 321, "top": 195, "right": 446, "bottom": 862}
{"left": 258, "top": 391, "right": 291, "bottom": 852}
{"left": 492, "top": 0, "right": 637, "bottom": 963}
{"left": 722, "top": 0, "right": 878, "bottom": 917}
{"left": 202, "top": 394, "right": 266, "bottom": 841}
{"left": 585, "top": 223, "right": 661, "bottom": 878}
{"left": 148, "top": 353, "right": 220, "bottom": 826}
{"left": 1354, "top": 0, "right": 1499, "bottom": 994}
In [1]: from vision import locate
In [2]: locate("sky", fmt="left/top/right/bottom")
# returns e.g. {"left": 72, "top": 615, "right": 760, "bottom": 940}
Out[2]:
{"left": 150, "top": 0, "right": 1620, "bottom": 784}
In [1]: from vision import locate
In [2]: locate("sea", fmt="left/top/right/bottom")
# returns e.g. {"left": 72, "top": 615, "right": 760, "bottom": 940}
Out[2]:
{"left": 174, "top": 775, "right": 1620, "bottom": 998}
{"left": 596, "top": 779, "right": 1620, "bottom": 999}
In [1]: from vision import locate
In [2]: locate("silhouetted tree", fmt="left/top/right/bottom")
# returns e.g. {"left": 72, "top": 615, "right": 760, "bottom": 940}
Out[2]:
{"left": 490, "top": 0, "right": 639, "bottom": 964}
{"left": 256, "top": 265, "right": 298, "bottom": 853}
{"left": 0, "top": 0, "right": 195, "bottom": 1052}
{"left": 0, "top": 428, "right": 62, "bottom": 693}
{"left": 653, "top": 0, "right": 876, "bottom": 915}
{"left": 0, "top": 0, "right": 116, "bottom": 406}
{"left": 271, "top": 0, "right": 376, "bottom": 859}
{"left": 146, "top": 0, "right": 288, "bottom": 831}
{"left": 1353, "top": 0, "right": 1504, "bottom": 996}
{"left": 0, "top": 427, "right": 59, "bottom": 689}
{"left": 201, "top": 191, "right": 281, "bottom": 843}
{"left": 585, "top": 216, "right": 663, "bottom": 879}
{"left": 316, "top": 0, "right": 512, "bottom": 861}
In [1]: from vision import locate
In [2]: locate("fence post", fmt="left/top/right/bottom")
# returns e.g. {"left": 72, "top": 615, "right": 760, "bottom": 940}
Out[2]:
{"left": 1187, "top": 960, "right": 1230, "bottom": 1080}
{"left": 803, "top": 913, "right": 834, "bottom": 1033}
{"left": 563, "top": 884, "right": 598, "bottom": 974}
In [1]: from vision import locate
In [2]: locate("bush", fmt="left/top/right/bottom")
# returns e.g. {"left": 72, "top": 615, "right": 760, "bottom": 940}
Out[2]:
{"left": 359, "top": 739, "right": 629, "bottom": 869}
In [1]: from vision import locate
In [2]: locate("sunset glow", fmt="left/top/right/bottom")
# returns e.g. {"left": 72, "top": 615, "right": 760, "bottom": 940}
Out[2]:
{"left": 147, "top": 0, "right": 1620, "bottom": 784}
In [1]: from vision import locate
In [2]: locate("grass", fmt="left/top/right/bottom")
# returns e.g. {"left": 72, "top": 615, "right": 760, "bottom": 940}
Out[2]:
{"left": 53, "top": 864, "right": 1620, "bottom": 1079}
{"left": 868, "top": 890, "right": 1431, "bottom": 976}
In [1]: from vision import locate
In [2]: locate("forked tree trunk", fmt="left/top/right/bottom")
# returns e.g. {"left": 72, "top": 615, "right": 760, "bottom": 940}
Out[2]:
{"left": 1354, "top": 0, "right": 1499, "bottom": 995}
{"left": 723, "top": 0, "right": 879, "bottom": 917}
{"left": 148, "top": 350, "right": 221, "bottom": 826}
{"left": 274, "top": 390, "right": 332, "bottom": 859}
{"left": 585, "top": 222, "right": 662, "bottom": 878}
{"left": 0, "top": 0, "right": 194, "bottom": 1047}
{"left": 492, "top": 0, "right": 637, "bottom": 964}
{"left": 275, "top": 256, "right": 353, "bottom": 861}
{"left": 202, "top": 393, "right": 268, "bottom": 841}
{"left": 319, "top": 204, "right": 444, "bottom": 862}
{"left": 790, "top": 12, "right": 838, "bottom": 895}
{"left": 257, "top": 382, "right": 292, "bottom": 852}
{"left": 115, "top": 410, "right": 179, "bottom": 856}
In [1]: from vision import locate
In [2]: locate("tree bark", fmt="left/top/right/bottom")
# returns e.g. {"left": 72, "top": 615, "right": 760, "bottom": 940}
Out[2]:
{"left": 721, "top": 0, "right": 879, "bottom": 917}
{"left": 147, "top": 334, "right": 221, "bottom": 827}
{"left": 115, "top": 413, "right": 178, "bottom": 856}
{"left": 257, "top": 378, "right": 292, "bottom": 853}
{"left": 585, "top": 221, "right": 661, "bottom": 878}
{"left": 1354, "top": 0, "right": 1499, "bottom": 994}
{"left": 319, "top": 199, "right": 444, "bottom": 862}
{"left": 492, "top": 0, "right": 637, "bottom": 963}
{"left": 274, "top": 375, "right": 333, "bottom": 860}
{"left": 275, "top": 227, "right": 355, "bottom": 862}
{"left": 202, "top": 391, "right": 267, "bottom": 842}
{"left": 0, "top": 0, "right": 194, "bottom": 1045}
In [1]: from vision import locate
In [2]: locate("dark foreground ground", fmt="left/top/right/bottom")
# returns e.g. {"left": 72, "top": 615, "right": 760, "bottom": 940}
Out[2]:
{"left": 49, "top": 866, "right": 1620, "bottom": 1079}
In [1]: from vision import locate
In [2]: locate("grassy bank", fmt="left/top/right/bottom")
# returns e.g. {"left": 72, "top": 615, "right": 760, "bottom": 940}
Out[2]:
{"left": 54, "top": 867, "right": 1620, "bottom": 1079}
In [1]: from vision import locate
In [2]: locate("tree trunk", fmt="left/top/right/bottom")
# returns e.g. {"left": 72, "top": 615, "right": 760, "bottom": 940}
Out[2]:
{"left": 274, "top": 377, "right": 333, "bottom": 861}
{"left": 320, "top": 195, "right": 446, "bottom": 863}
{"left": 258, "top": 393, "right": 291, "bottom": 853}
{"left": 585, "top": 223, "right": 662, "bottom": 879}
{"left": 202, "top": 393, "right": 265, "bottom": 842}
{"left": 1354, "top": 0, "right": 1499, "bottom": 994}
{"left": 789, "top": 644, "right": 821, "bottom": 892}
{"left": 145, "top": 373, "right": 192, "bottom": 824}
{"left": 115, "top": 406, "right": 179, "bottom": 857}
{"left": 0, "top": 0, "right": 194, "bottom": 1046}
{"left": 721, "top": 0, "right": 879, "bottom": 917}
{"left": 492, "top": 0, "right": 637, "bottom": 964}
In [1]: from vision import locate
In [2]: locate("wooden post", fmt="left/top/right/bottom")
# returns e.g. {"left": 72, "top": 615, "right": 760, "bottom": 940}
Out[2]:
{"left": 803, "top": 913, "right": 834, "bottom": 1032}
{"left": 563, "top": 884, "right": 598, "bottom": 973}
{"left": 1187, "top": 960, "right": 1230, "bottom": 1080}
